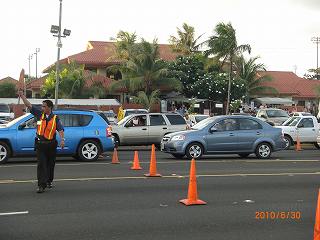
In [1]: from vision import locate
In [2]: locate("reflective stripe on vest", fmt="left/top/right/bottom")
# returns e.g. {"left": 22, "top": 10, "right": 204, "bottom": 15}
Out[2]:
{"left": 37, "top": 114, "right": 57, "bottom": 140}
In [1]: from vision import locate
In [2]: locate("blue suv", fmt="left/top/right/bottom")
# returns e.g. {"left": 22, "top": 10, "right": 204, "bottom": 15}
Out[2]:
{"left": 0, "top": 109, "right": 114, "bottom": 163}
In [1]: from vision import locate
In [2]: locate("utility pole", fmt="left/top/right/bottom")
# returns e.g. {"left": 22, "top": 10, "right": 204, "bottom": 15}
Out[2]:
{"left": 27, "top": 54, "right": 33, "bottom": 95}
{"left": 51, "top": 0, "right": 71, "bottom": 109}
{"left": 311, "top": 37, "right": 320, "bottom": 80}
{"left": 34, "top": 48, "right": 40, "bottom": 79}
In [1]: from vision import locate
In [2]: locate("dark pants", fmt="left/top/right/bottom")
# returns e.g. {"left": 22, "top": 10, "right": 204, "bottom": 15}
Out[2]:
{"left": 35, "top": 140, "right": 57, "bottom": 187}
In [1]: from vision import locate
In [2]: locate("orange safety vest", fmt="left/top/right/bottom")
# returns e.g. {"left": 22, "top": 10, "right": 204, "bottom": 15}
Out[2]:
{"left": 37, "top": 113, "right": 57, "bottom": 140}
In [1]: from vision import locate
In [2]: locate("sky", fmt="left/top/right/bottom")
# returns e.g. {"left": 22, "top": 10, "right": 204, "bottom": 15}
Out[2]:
{"left": 1, "top": 0, "right": 320, "bottom": 80}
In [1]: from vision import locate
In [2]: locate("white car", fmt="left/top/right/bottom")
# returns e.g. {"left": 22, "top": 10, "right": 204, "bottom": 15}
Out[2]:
{"left": 189, "top": 114, "right": 209, "bottom": 126}
{"left": 276, "top": 115, "right": 320, "bottom": 149}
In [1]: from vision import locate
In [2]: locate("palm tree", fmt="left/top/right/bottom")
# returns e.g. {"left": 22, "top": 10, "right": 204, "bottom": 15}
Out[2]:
{"left": 235, "top": 56, "right": 278, "bottom": 103}
{"left": 131, "top": 90, "right": 160, "bottom": 111}
{"left": 169, "top": 23, "right": 204, "bottom": 55}
{"left": 204, "top": 22, "right": 251, "bottom": 114}
{"left": 110, "top": 30, "right": 137, "bottom": 61}
{"left": 109, "top": 39, "right": 182, "bottom": 96}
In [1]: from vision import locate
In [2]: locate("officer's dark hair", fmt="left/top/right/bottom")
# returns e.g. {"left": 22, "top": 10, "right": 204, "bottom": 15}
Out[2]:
{"left": 43, "top": 100, "right": 54, "bottom": 109}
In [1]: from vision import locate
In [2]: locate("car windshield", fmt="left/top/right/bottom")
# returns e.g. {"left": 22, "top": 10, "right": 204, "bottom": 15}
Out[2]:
{"left": 283, "top": 117, "right": 301, "bottom": 126}
{"left": 266, "top": 110, "right": 289, "bottom": 118}
{"left": 0, "top": 104, "right": 10, "bottom": 113}
{"left": 117, "top": 115, "right": 132, "bottom": 125}
{"left": 6, "top": 113, "right": 31, "bottom": 127}
{"left": 191, "top": 117, "right": 215, "bottom": 130}
{"left": 195, "top": 115, "right": 209, "bottom": 122}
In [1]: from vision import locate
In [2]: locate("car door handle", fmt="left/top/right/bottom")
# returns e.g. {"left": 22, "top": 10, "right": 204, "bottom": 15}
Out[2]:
{"left": 142, "top": 128, "right": 147, "bottom": 130}
{"left": 256, "top": 132, "right": 261, "bottom": 135}
{"left": 312, "top": 129, "right": 315, "bottom": 131}
{"left": 229, "top": 133, "right": 234, "bottom": 136}
{"left": 162, "top": 127, "right": 168, "bottom": 130}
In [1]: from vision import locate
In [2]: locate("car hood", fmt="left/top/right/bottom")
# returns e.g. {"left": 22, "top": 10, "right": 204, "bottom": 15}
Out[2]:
{"left": 165, "top": 130, "right": 198, "bottom": 138}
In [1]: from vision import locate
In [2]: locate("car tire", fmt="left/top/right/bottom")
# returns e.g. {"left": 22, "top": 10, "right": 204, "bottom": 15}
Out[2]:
{"left": 77, "top": 140, "right": 101, "bottom": 161}
{"left": 238, "top": 153, "right": 250, "bottom": 158}
{"left": 113, "top": 135, "right": 120, "bottom": 148}
{"left": 185, "top": 142, "right": 203, "bottom": 159}
{"left": 171, "top": 153, "right": 185, "bottom": 159}
{"left": 0, "top": 141, "right": 10, "bottom": 164}
{"left": 255, "top": 142, "right": 272, "bottom": 159}
{"left": 284, "top": 135, "right": 293, "bottom": 150}
{"left": 314, "top": 142, "right": 320, "bottom": 149}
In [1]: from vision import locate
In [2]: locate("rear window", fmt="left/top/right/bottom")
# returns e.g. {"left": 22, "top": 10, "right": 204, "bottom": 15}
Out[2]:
{"left": 58, "top": 114, "right": 93, "bottom": 127}
{"left": 165, "top": 114, "right": 186, "bottom": 125}
{"left": 98, "top": 112, "right": 110, "bottom": 125}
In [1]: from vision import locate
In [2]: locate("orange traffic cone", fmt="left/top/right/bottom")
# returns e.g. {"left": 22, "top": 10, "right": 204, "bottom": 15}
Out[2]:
{"left": 131, "top": 151, "right": 142, "bottom": 170}
{"left": 314, "top": 189, "right": 320, "bottom": 240}
{"left": 295, "top": 134, "right": 302, "bottom": 151}
{"left": 180, "top": 159, "right": 207, "bottom": 206}
{"left": 111, "top": 148, "right": 120, "bottom": 164}
{"left": 144, "top": 144, "right": 161, "bottom": 177}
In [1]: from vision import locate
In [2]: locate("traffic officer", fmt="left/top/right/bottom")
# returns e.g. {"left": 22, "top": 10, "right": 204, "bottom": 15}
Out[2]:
{"left": 18, "top": 90, "right": 65, "bottom": 193}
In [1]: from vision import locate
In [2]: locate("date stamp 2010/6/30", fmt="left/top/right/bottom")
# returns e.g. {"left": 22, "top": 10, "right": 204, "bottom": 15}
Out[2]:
{"left": 255, "top": 211, "right": 301, "bottom": 220}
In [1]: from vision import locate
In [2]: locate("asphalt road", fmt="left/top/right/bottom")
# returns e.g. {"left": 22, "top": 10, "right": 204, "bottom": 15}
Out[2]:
{"left": 1, "top": 148, "right": 320, "bottom": 240}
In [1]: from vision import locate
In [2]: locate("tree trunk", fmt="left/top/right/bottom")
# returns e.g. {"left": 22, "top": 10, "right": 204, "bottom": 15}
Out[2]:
{"left": 226, "top": 57, "right": 233, "bottom": 115}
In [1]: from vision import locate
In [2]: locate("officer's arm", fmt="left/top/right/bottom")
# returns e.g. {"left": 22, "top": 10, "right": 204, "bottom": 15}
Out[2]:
{"left": 18, "top": 90, "right": 32, "bottom": 109}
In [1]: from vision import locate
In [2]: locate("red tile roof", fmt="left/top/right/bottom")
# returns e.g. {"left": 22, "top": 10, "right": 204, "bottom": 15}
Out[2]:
{"left": 26, "top": 76, "right": 47, "bottom": 90}
{"left": 0, "top": 77, "right": 18, "bottom": 86}
{"left": 43, "top": 41, "right": 179, "bottom": 73}
{"left": 258, "top": 71, "right": 320, "bottom": 98}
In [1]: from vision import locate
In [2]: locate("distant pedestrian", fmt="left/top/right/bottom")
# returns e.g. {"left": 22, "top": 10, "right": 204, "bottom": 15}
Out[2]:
{"left": 18, "top": 90, "right": 65, "bottom": 193}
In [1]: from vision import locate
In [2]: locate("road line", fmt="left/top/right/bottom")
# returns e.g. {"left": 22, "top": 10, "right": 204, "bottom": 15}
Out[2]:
{"left": 0, "top": 211, "right": 29, "bottom": 216}
{"left": 1, "top": 159, "right": 320, "bottom": 168}
{"left": 1, "top": 171, "right": 320, "bottom": 185}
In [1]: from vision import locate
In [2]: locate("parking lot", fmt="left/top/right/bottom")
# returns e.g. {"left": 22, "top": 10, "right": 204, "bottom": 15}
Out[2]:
{"left": 1, "top": 147, "right": 320, "bottom": 240}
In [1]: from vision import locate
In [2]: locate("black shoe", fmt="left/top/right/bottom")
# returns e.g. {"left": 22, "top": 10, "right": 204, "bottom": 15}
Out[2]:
{"left": 36, "top": 186, "right": 45, "bottom": 193}
{"left": 47, "top": 182, "right": 53, "bottom": 189}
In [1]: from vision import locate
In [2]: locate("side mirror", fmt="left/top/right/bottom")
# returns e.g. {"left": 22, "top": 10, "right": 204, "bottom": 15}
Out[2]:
{"left": 209, "top": 127, "right": 217, "bottom": 133}
{"left": 18, "top": 123, "right": 26, "bottom": 130}
{"left": 261, "top": 114, "right": 267, "bottom": 119}
{"left": 297, "top": 124, "right": 304, "bottom": 128}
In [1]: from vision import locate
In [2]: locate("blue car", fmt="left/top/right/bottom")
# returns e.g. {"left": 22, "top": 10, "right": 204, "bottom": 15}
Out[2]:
{"left": 0, "top": 109, "right": 114, "bottom": 163}
{"left": 161, "top": 115, "right": 286, "bottom": 159}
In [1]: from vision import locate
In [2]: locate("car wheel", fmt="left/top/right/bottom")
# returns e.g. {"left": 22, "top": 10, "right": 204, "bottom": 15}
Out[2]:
{"left": 77, "top": 140, "right": 101, "bottom": 161}
{"left": 0, "top": 141, "right": 10, "bottom": 164}
{"left": 314, "top": 142, "right": 320, "bottom": 149}
{"left": 284, "top": 135, "right": 292, "bottom": 150}
{"left": 186, "top": 143, "right": 203, "bottom": 159}
{"left": 238, "top": 153, "right": 250, "bottom": 158}
{"left": 171, "top": 153, "right": 185, "bottom": 159}
{"left": 255, "top": 142, "right": 272, "bottom": 159}
{"left": 113, "top": 135, "right": 120, "bottom": 148}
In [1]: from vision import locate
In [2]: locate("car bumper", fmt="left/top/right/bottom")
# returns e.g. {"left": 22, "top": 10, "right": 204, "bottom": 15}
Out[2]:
{"left": 274, "top": 139, "right": 287, "bottom": 151}
{"left": 161, "top": 140, "right": 185, "bottom": 154}
{"left": 102, "top": 136, "right": 115, "bottom": 152}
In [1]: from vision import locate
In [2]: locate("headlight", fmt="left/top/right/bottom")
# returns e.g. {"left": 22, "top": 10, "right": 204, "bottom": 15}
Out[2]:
{"left": 171, "top": 135, "right": 185, "bottom": 141}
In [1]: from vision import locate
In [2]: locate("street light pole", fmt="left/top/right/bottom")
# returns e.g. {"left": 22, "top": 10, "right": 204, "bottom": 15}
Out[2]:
{"left": 27, "top": 54, "right": 33, "bottom": 96}
{"left": 311, "top": 37, "right": 320, "bottom": 80}
{"left": 34, "top": 48, "right": 40, "bottom": 79}
{"left": 54, "top": 0, "right": 63, "bottom": 109}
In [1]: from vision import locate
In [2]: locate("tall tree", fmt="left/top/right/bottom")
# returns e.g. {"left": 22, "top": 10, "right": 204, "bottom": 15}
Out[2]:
{"left": 110, "top": 30, "right": 137, "bottom": 61}
{"left": 204, "top": 22, "right": 251, "bottom": 114}
{"left": 235, "top": 56, "right": 278, "bottom": 102}
{"left": 42, "top": 61, "right": 86, "bottom": 98}
{"left": 304, "top": 68, "right": 320, "bottom": 80}
{"left": 0, "top": 82, "right": 16, "bottom": 98}
{"left": 169, "top": 23, "right": 204, "bottom": 55}
{"left": 109, "top": 39, "right": 182, "bottom": 96}
{"left": 131, "top": 90, "right": 160, "bottom": 111}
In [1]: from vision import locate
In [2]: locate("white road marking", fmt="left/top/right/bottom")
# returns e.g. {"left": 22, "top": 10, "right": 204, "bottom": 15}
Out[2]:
{"left": 0, "top": 211, "right": 29, "bottom": 216}
{"left": 1, "top": 159, "right": 320, "bottom": 168}
{"left": 1, "top": 171, "right": 320, "bottom": 185}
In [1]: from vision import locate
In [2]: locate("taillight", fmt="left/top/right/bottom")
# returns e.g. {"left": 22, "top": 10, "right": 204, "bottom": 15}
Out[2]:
{"left": 281, "top": 130, "right": 285, "bottom": 139}
{"left": 106, "top": 126, "right": 112, "bottom": 137}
